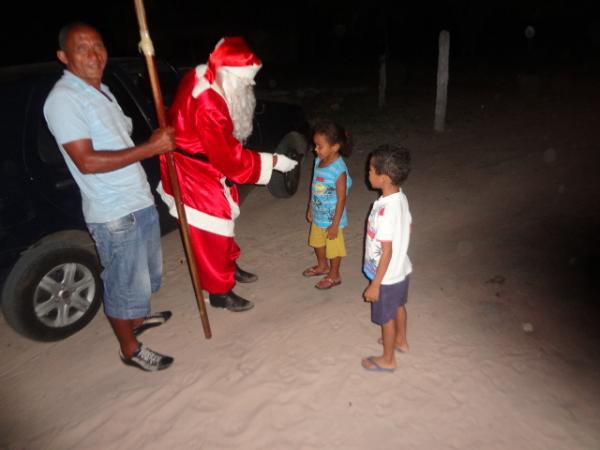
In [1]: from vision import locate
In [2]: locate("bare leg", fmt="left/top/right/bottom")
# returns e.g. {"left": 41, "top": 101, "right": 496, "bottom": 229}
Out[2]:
{"left": 395, "top": 306, "right": 409, "bottom": 352}
{"left": 314, "top": 246, "right": 329, "bottom": 272}
{"left": 380, "top": 320, "right": 397, "bottom": 365}
{"left": 328, "top": 256, "right": 342, "bottom": 280}
{"left": 362, "top": 319, "right": 397, "bottom": 370}
{"left": 108, "top": 317, "right": 140, "bottom": 358}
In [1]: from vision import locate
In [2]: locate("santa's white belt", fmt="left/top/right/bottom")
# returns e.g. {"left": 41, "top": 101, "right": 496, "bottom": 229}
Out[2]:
{"left": 156, "top": 180, "right": 239, "bottom": 237}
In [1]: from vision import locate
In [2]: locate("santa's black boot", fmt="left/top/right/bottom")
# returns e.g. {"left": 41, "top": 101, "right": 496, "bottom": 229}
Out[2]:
{"left": 209, "top": 291, "right": 254, "bottom": 312}
{"left": 235, "top": 264, "right": 258, "bottom": 283}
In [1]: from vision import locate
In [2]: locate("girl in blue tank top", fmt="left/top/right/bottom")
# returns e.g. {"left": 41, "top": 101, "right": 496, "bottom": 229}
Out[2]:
{"left": 302, "top": 121, "right": 352, "bottom": 289}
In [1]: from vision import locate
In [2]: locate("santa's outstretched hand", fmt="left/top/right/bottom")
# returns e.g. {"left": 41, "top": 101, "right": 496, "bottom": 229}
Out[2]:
{"left": 273, "top": 154, "right": 298, "bottom": 173}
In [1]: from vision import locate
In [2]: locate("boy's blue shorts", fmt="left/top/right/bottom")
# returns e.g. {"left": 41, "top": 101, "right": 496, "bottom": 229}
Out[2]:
{"left": 371, "top": 276, "right": 410, "bottom": 325}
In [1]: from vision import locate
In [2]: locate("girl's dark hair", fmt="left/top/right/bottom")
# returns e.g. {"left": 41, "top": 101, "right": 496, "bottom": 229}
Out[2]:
{"left": 313, "top": 120, "right": 353, "bottom": 157}
{"left": 370, "top": 144, "right": 411, "bottom": 186}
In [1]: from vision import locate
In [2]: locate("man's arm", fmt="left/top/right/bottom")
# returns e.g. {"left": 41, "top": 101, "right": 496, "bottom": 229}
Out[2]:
{"left": 63, "top": 127, "right": 175, "bottom": 174}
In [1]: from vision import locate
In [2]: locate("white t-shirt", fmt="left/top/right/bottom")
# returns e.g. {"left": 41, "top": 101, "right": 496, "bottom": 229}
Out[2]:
{"left": 363, "top": 191, "right": 412, "bottom": 284}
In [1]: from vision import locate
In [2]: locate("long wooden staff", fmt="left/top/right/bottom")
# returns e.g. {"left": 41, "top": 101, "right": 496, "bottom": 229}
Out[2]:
{"left": 133, "top": 0, "right": 211, "bottom": 339}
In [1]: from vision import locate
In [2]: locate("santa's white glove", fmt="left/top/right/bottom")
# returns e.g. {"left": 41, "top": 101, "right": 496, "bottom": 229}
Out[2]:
{"left": 273, "top": 154, "right": 298, "bottom": 173}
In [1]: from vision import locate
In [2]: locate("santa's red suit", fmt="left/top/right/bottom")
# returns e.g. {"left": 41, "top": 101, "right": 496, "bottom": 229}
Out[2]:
{"left": 157, "top": 41, "right": 275, "bottom": 295}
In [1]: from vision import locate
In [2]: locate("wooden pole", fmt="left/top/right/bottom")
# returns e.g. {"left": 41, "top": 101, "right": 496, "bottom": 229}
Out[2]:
{"left": 132, "top": 0, "right": 212, "bottom": 339}
{"left": 434, "top": 30, "right": 450, "bottom": 132}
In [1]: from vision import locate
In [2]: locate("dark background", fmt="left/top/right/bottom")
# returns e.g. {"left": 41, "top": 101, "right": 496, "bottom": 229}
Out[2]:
{"left": 4, "top": 0, "right": 600, "bottom": 85}
{"left": 2, "top": 1, "right": 599, "bottom": 341}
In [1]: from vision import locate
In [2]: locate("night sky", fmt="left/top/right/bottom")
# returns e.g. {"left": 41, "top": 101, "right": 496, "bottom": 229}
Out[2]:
{"left": 5, "top": 0, "right": 600, "bottom": 78}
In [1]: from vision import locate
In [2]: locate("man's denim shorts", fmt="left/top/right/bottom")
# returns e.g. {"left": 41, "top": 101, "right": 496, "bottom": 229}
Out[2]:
{"left": 87, "top": 205, "right": 162, "bottom": 320}
{"left": 371, "top": 276, "right": 410, "bottom": 326}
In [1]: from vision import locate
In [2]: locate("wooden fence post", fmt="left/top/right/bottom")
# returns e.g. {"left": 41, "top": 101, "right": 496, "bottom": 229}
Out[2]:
{"left": 434, "top": 30, "right": 450, "bottom": 132}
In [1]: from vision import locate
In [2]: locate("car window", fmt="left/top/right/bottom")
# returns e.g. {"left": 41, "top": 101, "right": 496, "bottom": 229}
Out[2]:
{"left": 123, "top": 63, "right": 180, "bottom": 108}
{"left": 31, "top": 79, "right": 71, "bottom": 169}
{"left": 26, "top": 84, "right": 82, "bottom": 219}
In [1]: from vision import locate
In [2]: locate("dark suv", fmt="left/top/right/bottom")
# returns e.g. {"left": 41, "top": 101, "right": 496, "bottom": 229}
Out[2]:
{"left": 0, "top": 57, "right": 309, "bottom": 341}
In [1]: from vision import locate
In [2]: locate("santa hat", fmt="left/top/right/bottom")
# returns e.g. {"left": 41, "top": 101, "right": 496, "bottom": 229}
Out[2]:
{"left": 192, "top": 36, "right": 262, "bottom": 98}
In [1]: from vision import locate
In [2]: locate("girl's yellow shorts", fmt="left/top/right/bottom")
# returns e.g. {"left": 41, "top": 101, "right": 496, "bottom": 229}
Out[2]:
{"left": 308, "top": 223, "right": 346, "bottom": 259}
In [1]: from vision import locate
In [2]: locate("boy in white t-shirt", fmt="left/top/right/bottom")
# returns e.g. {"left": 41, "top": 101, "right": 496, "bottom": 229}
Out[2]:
{"left": 362, "top": 145, "right": 412, "bottom": 373}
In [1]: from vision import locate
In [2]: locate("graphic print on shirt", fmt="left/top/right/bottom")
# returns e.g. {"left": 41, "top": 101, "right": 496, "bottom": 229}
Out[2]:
{"left": 311, "top": 157, "right": 352, "bottom": 228}
{"left": 363, "top": 205, "right": 385, "bottom": 279}
{"left": 313, "top": 176, "right": 337, "bottom": 223}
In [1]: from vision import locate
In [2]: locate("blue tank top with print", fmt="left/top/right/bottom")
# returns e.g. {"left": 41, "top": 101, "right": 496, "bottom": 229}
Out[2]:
{"left": 311, "top": 156, "right": 352, "bottom": 228}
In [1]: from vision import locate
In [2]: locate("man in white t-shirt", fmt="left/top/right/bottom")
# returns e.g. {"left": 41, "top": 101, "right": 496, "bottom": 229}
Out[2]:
{"left": 361, "top": 145, "right": 412, "bottom": 373}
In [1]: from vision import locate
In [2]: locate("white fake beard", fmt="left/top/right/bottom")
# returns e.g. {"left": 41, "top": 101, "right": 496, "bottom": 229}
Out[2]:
{"left": 222, "top": 75, "right": 256, "bottom": 142}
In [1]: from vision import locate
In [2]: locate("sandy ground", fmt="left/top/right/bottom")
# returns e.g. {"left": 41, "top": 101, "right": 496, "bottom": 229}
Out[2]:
{"left": 1, "top": 75, "right": 600, "bottom": 449}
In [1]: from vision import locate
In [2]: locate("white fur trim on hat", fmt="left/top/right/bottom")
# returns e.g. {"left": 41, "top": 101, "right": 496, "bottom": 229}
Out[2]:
{"left": 191, "top": 63, "right": 261, "bottom": 98}
{"left": 219, "top": 65, "right": 261, "bottom": 81}
{"left": 191, "top": 64, "right": 211, "bottom": 98}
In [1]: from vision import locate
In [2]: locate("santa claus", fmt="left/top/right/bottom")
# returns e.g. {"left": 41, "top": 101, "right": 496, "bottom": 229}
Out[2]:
{"left": 157, "top": 36, "right": 297, "bottom": 312}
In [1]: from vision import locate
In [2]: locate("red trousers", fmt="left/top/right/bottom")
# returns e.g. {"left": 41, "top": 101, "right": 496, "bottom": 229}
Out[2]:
{"left": 188, "top": 226, "right": 240, "bottom": 294}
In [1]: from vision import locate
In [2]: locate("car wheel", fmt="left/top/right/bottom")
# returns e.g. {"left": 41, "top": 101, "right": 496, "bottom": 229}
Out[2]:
{"left": 1, "top": 231, "right": 103, "bottom": 342}
{"left": 268, "top": 132, "right": 308, "bottom": 198}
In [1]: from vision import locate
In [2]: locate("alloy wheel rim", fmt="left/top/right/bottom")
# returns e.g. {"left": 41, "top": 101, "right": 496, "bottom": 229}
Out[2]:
{"left": 33, "top": 263, "right": 96, "bottom": 327}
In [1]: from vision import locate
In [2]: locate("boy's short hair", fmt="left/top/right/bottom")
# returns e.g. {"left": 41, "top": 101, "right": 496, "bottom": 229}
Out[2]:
{"left": 370, "top": 144, "right": 411, "bottom": 186}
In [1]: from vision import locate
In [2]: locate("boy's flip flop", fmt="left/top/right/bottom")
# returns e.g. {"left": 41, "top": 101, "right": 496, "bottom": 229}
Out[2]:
{"left": 361, "top": 356, "right": 395, "bottom": 373}
{"left": 315, "top": 276, "right": 342, "bottom": 290}
{"left": 302, "top": 266, "right": 329, "bottom": 277}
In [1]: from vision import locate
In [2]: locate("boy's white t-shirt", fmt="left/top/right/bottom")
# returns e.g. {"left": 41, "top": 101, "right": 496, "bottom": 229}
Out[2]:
{"left": 363, "top": 191, "right": 412, "bottom": 284}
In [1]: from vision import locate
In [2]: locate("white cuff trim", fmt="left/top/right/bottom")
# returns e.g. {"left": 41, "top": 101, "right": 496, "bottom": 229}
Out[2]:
{"left": 257, "top": 152, "right": 274, "bottom": 185}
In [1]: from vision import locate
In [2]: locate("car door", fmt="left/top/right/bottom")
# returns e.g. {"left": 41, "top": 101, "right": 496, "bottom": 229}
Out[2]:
{"left": 0, "top": 77, "right": 40, "bottom": 274}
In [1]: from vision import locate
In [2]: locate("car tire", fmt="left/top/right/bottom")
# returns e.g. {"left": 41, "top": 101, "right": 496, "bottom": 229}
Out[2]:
{"left": 1, "top": 230, "right": 103, "bottom": 342}
{"left": 268, "top": 132, "right": 308, "bottom": 198}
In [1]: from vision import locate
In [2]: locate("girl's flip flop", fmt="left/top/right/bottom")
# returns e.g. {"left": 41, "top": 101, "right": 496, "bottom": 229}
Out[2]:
{"left": 315, "top": 276, "right": 342, "bottom": 290}
{"left": 302, "top": 266, "right": 329, "bottom": 277}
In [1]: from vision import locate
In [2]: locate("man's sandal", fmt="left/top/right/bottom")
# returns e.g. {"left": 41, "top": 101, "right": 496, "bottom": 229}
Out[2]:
{"left": 315, "top": 276, "right": 342, "bottom": 290}
{"left": 133, "top": 311, "right": 172, "bottom": 336}
{"left": 302, "top": 266, "right": 329, "bottom": 277}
